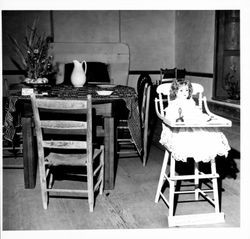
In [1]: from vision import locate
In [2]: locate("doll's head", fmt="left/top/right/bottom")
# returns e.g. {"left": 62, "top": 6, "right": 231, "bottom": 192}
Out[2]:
{"left": 170, "top": 78, "right": 193, "bottom": 100}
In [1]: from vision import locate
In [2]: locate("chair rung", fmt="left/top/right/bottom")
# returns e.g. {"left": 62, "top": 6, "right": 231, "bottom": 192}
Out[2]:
{"left": 3, "top": 145, "right": 23, "bottom": 149}
{"left": 117, "top": 138, "right": 133, "bottom": 142}
{"left": 198, "top": 189, "right": 216, "bottom": 205}
{"left": 94, "top": 178, "right": 102, "bottom": 191}
{"left": 93, "top": 164, "right": 103, "bottom": 176}
{"left": 159, "top": 192, "right": 169, "bottom": 207}
{"left": 119, "top": 119, "right": 128, "bottom": 122}
{"left": 117, "top": 126, "right": 129, "bottom": 129}
{"left": 174, "top": 189, "right": 214, "bottom": 195}
{"left": 58, "top": 172, "right": 87, "bottom": 177}
{"left": 117, "top": 150, "right": 138, "bottom": 155}
{"left": 169, "top": 173, "right": 219, "bottom": 181}
{"left": 47, "top": 188, "right": 88, "bottom": 194}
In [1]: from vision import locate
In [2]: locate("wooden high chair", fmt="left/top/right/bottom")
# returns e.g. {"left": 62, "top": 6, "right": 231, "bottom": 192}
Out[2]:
{"left": 154, "top": 83, "right": 231, "bottom": 227}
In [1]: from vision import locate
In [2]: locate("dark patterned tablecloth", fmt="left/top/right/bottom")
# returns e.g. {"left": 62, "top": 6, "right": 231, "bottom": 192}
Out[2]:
{"left": 3, "top": 84, "right": 142, "bottom": 154}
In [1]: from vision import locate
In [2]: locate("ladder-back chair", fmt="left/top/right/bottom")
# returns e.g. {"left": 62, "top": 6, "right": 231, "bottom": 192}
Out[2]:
{"left": 154, "top": 82, "right": 229, "bottom": 227}
{"left": 31, "top": 94, "right": 104, "bottom": 212}
{"left": 116, "top": 82, "right": 151, "bottom": 166}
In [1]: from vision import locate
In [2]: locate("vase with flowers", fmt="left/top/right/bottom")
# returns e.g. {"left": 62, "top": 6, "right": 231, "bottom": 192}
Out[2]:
{"left": 9, "top": 18, "right": 55, "bottom": 86}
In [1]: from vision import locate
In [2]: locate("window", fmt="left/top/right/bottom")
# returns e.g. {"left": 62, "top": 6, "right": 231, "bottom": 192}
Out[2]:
{"left": 213, "top": 10, "right": 240, "bottom": 104}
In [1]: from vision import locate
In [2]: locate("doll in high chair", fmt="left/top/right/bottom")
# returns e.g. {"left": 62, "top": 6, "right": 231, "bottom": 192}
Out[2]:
{"left": 164, "top": 78, "right": 207, "bottom": 123}
{"left": 159, "top": 78, "right": 230, "bottom": 163}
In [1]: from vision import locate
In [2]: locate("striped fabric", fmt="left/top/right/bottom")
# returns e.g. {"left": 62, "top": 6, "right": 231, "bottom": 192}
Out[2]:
{"left": 124, "top": 97, "right": 142, "bottom": 154}
{"left": 3, "top": 96, "right": 21, "bottom": 142}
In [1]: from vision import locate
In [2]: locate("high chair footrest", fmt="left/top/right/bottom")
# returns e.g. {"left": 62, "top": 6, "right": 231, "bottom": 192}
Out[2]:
{"left": 168, "top": 212, "right": 225, "bottom": 227}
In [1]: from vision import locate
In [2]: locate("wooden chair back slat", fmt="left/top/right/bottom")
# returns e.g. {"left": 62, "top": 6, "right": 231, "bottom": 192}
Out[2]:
{"left": 43, "top": 140, "right": 87, "bottom": 149}
{"left": 41, "top": 121, "right": 87, "bottom": 135}
{"left": 36, "top": 98, "right": 88, "bottom": 110}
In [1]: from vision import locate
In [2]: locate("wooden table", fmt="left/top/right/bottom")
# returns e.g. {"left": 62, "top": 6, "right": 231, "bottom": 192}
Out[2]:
{"left": 6, "top": 85, "right": 141, "bottom": 190}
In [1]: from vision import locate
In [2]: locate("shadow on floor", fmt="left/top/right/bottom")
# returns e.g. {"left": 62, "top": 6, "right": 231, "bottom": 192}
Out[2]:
{"left": 216, "top": 148, "right": 240, "bottom": 180}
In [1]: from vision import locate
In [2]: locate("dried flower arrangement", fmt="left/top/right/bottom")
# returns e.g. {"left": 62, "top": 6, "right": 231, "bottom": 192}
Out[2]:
{"left": 9, "top": 18, "right": 55, "bottom": 84}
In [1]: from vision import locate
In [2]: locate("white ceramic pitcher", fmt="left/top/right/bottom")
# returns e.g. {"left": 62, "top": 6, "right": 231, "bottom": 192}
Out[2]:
{"left": 71, "top": 60, "right": 87, "bottom": 87}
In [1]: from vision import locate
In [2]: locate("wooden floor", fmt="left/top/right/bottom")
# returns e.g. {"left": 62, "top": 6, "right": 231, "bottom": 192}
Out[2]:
{"left": 2, "top": 120, "right": 240, "bottom": 230}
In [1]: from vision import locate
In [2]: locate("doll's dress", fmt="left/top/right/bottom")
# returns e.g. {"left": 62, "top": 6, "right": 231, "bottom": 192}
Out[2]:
{"left": 159, "top": 98, "right": 230, "bottom": 162}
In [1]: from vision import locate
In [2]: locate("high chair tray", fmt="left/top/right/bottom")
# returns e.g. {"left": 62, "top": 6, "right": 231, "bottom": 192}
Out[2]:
{"left": 161, "top": 114, "right": 232, "bottom": 128}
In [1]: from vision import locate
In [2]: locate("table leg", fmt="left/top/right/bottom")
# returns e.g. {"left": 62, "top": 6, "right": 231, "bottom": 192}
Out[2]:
{"left": 104, "top": 116, "right": 115, "bottom": 190}
{"left": 22, "top": 117, "right": 37, "bottom": 189}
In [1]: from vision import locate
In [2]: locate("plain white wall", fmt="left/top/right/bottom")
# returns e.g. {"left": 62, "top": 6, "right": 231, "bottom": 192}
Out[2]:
{"left": 120, "top": 10, "right": 175, "bottom": 88}
{"left": 53, "top": 11, "right": 120, "bottom": 43}
{"left": 3, "top": 10, "right": 216, "bottom": 94}
{"left": 175, "top": 10, "right": 215, "bottom": 100}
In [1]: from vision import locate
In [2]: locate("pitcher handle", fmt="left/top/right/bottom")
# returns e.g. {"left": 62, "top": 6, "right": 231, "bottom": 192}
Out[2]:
{"left": 82, "top": 60, "right": 87, "bottom": 74}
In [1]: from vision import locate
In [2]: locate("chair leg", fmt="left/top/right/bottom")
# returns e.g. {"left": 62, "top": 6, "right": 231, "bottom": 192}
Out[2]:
{"left": 39, "top": 163, "right": 48, "bottom": 210}
{"left": 155, "top": 150, "right": 170, "bottom": 203}
{"left": 41, "top": 191, "right": 48, "bottom": 210}
{"left": 142, "top": 140, "right": 147, "bottom": 167}
{"left": 211, "top": 159, "right": 220, "bottom": 213}
{"left": 87, "top": 188, "right": 94, "bottom": 212}
{"left": 194, "top": 161, "right": 200, "bottom": 200}
{"left": 168, "top": 155, "right": 176, "bottom": 217}
{"left": 99, "top": 146, "right": 104, "bottom": 195}
{"left": 87, "top": 162, "right": 94, "bottom": 212}
{"left": 88, "top": 198, "right": 94, "bottom": 212}
{"left": 142, "top": 125, "right": 148, "bottom": 167}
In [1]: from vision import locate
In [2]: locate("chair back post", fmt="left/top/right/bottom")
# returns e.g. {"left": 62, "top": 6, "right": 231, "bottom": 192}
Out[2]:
{"left": 142, "top": 83, "right": 151, "bottom": 166}
{"left": 144, "top": 84, "right": 151, "bottom": 129}
{"left": 141, "top": 82, "right": 148, "bottom": 126}
{"left": 87, "top": 95, "right": 93, "bottom": 164}
{"left": 141, "top": 83, "right": 151, "bottom": 130}
{"left": 86, "top": 95, "right": 94, "bottom": 201}
{"left": 86, "top": 95, "right": 94, "bottom": 192}
{"left": 137, "top": 73, "right": 152, "bottom": 113}
{"left": 156, "top": 83, "right": 172, "bottom": 116}
{"left": 30, "top": 94, "right": 45, "bottom": 163}
{"left": 191, "top": 83, "right": 204, "bottom": 110}
{"left": 145, "top": 84, "right": 151, "bottom": 126}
